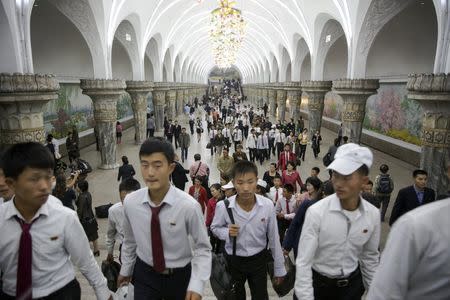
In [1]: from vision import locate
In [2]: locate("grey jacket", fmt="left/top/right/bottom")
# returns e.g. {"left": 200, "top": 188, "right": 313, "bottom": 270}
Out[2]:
{"left": 179, "top": 133, "right": 190, "bottom": 148}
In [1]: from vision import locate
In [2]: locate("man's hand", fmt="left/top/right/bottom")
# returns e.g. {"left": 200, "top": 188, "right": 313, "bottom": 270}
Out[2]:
{"left": 117, "top": 275, "right": 131, "bottom": 288}
{"left": 273, "top": 276, "right": 285, "bottom": 286}
{"left": 277, "top": 213, "right": 284, "bottom": 219}
{"left": 228, "top": 224, "right": 240, "bottom": 237}
{"left": 282, "top": 249, "right": 289, "bottom": 256}
{"left": 185, "top": 290, "right": 202, "bottom": 300}
{"left": 106, "top": 253, "right": 114, "bottom": 262}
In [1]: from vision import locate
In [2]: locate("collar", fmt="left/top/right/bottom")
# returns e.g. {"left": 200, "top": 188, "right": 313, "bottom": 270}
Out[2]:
{"left": 141, "top": 186, "right": 177, "bottom": 207}
{"left": 4, "top": 196, "right": 50, "bottom": 222}
{"left": 228, "top": 194, "right": 264, "bottom": 208}
{"left": 329, "top": 193, "right": 368, "bottom": 213}
{"left": 413, "top": 185, "right": 424, "bottom": 194}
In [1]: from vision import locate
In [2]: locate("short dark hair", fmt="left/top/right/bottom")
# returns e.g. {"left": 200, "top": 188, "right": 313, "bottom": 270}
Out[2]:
{"left": 343, "top": 136, "right": 349, "bottom": 142}
{"left": 287, "top": 160, "right": 297, "bottom": 169}
{"left": 283, "top": 183, "right": 294, "bottom": 194}
{"left": 194, "top": 154, "right": 201, "bottom": 161}
{"left": 122, "top": 156, "right": 129, "bottom": 164}
{"left": 367, "top": 180, "right": 374, "bottom": 186}
{"left": 357, "top": 164, "right": 370, "bottom": 176}
{"left": 312, "top": 167, "right": 320, "bottom": 174}
{"left": 119, "top": 178, "right": 141, "bottom": 192}
{"left": 77, "top": 180, "right": 89, "bottom": 192}
{"left": 306, "top": 176, "right": 322, "bottom": 191}
{"left": 413, "top": 169, "right": 428, "bottom": 177}
{"left": 232, "top": 160, "right": 258, "bottom": 178}
{"left": 139, "top": 137, "right": 174, "bottom": 163}
{"left": 273, "top": 174, "right": 282, "bottom": 180}
{"left": 322, "top": 180, "right": 335, "bottom": 196}
{"left": 380, "top": 164, "right": 389, "bottom": 173}
{"left": 2, "top": 142, "right": 55, "bottom": 179}
{"left": 334, "top": 138, "right": 339, "bottom": 147}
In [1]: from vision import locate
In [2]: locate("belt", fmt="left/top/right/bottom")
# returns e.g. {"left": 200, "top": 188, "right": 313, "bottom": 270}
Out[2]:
{"left": 137, "top": 257, "right": 190, "bottom": 276}
{"left": 312, "top": 267, "right": 361, "bottom": 288}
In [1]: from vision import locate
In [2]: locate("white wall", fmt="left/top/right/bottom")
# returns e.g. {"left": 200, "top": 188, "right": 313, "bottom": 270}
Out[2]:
{"left": 366, "top": 1, "right": 437, "bottom": 78}
{"left": 30, "top": 0, "right": 93, "bottom": 79}
{"left": 144, "top": 56, "right": 154, "bottom": 81}
{"left": 300, "top": 53, "right": 311, "bottom": 81}
{"left": 0, "top": 4, "right": 17, "bottom": 73}
{"left": 111, "top": 39, "right": 132, "bottom": 80}
{"left": 323, "top": 35, "right": 347, "bottom": 81}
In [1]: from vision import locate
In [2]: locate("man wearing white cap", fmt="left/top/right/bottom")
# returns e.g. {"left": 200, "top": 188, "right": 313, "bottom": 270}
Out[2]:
{"left": 295, "top": 143, "right": 380, "bottom": 300}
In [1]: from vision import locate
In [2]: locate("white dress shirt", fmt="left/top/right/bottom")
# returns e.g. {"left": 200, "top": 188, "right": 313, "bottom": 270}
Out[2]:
{"left": 0, "top": 197, "right": 110, "bottom": 299}
{"left": 269, "top": 129, "right": 276, "bottom": 139}
{"left": 269, "top": 186, "right": 283, "bottom": 203}
{"left": 233, "top": 129, "right": 243, "bottom": 142}
{"left": 295, "top": 194, "right": 380, "bottom": 300}
{"left": 247, "top": 134, "right": 257, "bottom": 149}
{"left": 256, "top": 135, "right": 268, "bottom": 150}
{"left": 222, "top": 128, "right": 231, "bottom": 139}
{"left": 209, "top": 129, "right": 218, "bottom": 140}
{"left": 367, "top": 198, "right": 450, "bottom": 300}
{"left": 0, "top": 197, "right": 4, "bottom": 205}
{"left": 106, "top": 202, "right": 124, "bottom": 255}
{"left": 120, "top": 186, "right": 212, "bottom": 296}
{"left": 210, "top": 195, "right": 287, "bottom": 277}
{"left": 274, "top": 131, "right": 286, "bottom": 144}
{"left": 275, "top": 196, "right": 297, "bottom": 220}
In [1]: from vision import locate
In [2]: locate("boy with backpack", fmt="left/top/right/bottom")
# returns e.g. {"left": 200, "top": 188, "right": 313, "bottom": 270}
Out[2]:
{"left": 373, "top": 164, "right": 394, "bottom": 222}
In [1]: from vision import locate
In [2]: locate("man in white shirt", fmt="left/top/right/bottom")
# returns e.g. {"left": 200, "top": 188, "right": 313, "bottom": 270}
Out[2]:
{"left": 246, "top": 129, "right": 257, "bottom": 162}
{"left": 275, "top": 184, "right": 297, "bottom": 242}
{"left": 208, "top": 126, "right": 218, "bottom": 156}
{"left": 118, "top": 138, "right": 211, "bottom": 300}
{"left": 256, "top": 131, "right": 269, "bottom": 165}
{"left": 274, "top": 128, "right": 286, "bottom": 159}
{"left": 269, "top": 175, "right": 283, "bottom": 204}
{"left": 0, "top": 142, "right": 111, "bottom": 300}
{"left": 295, "top": 143, "right": 380, "bottom": 300}
{"left": 222, "top": 124, "right": 232, "bottom": 148}
{"left": 106, "top": 178, "right": 141, "bottom": 264}
{"left": 268, "top": 125, "right": 276, "bottom": 158}
{"left": 232, "top": 125, "right": 243, "bottom": 152}
{"left": 367, "top": 197, "right": 450, "bottom": 300}
{"left": 211, "top": 160, "right": 287, "bottom": 299}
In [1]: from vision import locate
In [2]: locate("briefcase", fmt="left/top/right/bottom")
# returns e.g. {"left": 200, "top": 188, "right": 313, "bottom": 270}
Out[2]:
{"left": 95, "top": 203, "right": 113, "bottom": 218}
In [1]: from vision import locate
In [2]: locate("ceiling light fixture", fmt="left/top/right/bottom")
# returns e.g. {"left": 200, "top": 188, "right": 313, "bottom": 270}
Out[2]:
{"left": 209, "top": 0, "right": 246, "bottom": 69}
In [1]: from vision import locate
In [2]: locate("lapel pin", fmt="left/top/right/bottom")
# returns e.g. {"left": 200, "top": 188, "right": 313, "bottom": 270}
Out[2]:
{"left": 363, "top": 229, "right": 368, "bottom": 233}
{"left": 50, "top": 236, "right": 59, "bottom": 241}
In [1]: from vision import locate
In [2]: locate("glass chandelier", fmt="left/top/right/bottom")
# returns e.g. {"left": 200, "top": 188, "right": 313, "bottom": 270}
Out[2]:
{"left": 209, "top": 0, "right": 245, "bottom": 68}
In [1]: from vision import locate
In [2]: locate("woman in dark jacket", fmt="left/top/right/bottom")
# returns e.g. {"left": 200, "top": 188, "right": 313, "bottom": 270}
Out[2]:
{"left": 76, "top": 180, "right": 100, "bottom": 256}
{"left": 117, "top": 155, "right": 136, "bottom": 182}
{"left": 311, "top": 130, "right": 322, "bottom": 158}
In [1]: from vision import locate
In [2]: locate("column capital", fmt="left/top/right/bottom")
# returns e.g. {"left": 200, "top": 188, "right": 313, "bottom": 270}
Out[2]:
{"left": 125, "top": 80, "right": 154, "bottom": 93}
{"left": 301, "top": 80, "right": 332, "bottom": 93}
{"left": 332, "top": 78, "right": 379, "bottom": 95}
{"left": 0, "top": 72, "right": 60, "bottom": 100}
{"left": 407, "top": 73, "right": 450, "bottom": 101}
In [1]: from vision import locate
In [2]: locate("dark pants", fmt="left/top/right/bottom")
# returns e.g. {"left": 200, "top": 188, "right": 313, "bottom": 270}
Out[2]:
{"left": 378, "top": 195, "right": 391, "bottom": 222}
{"left": 234, "top": 141, "right": 240, "bottom": 152}
{"left": 278, "top": 218, "right": 291, "bottom": 243}
{"left": 189, "top": 122, "right": 194, "bottom": 134}
{"left": 276, "top": 142, "right": 284, "bottom": 159}
{"left": 167, "top": 134, "right": 173, "bottom": 144}
{"left": 249, "top": 148, "right": 256, "bottom": 162}
{"left": 269, "top": 138, "right": 275, "bottom": 157}
{"left": 243, "top": 126, "right": 249, "bottom": 138}
{"left": 174, "top": 136, "right": 180, "bottom": 149}
{"left": 312, "top": 268, "right": 365, "bottom": 300}
{"left": 337, "top": 136, "right": 342, "bottom": 146}
{"left": 147, "top": 129, "right": 155, "bottom": 138}
{"left": 133, "top": 257, "right": 191, "bottom": 300}
{"left": 181, "top": 147, "right": 188, "bottom": 162}
{"left": 226, "top": 250, "right": 269, "bottom": 300}
{"left": 299, "top": 144, "right": 307, "bottom": 161}
{"left": 2, "top": 279, "right": 81, "bottom": 300}
{"left": 258, "top": 149, "right": 267, "bottom": 165}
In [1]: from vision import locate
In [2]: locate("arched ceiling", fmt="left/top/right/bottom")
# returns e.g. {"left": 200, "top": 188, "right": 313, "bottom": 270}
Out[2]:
{"left": 107, "top": 0, "right": 349, "bottom": 82}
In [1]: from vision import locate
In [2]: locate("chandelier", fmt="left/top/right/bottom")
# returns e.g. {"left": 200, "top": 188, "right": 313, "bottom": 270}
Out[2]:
{"left": 209, "top": 0, "right": 245, "bottom": 68}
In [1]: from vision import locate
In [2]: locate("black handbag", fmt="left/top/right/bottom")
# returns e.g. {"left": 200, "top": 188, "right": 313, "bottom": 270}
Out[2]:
{"left": 101, "top": 260, "right": 121, "bottom": 292}
{"left": 322, "top": 152, "right": 332, "bottom": 167}
{"left": 206, "top": 142, "right": 212, "bottom": 149}
{"left": 267, "top": 255, "right": 296, "bottom": 297}
{"left": 210, "top": 200, "right": 236, "bottom": 300}
{"left": 95, "top": 203, "right": 113, "bottom": 218}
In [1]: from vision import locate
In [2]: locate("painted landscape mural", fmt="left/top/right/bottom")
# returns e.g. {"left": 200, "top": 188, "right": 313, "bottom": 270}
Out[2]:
{"left": 301, "top": 82, "right": 423, "bottom": 145}
{"left": 44, "top": 83, "right": 133, "bottom": 139}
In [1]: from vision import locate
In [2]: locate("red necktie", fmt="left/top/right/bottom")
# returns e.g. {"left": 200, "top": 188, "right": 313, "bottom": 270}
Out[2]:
{"left": 286, "top": 199, "right": 291, "bottom": 214}
{"left": 275, "top": 189, "right": 279, "bottom": 202}
{"left": 151, "top": 205, "right": 165, "bottom": 272}
{"left": 15, "top": 216, "right": 37, "bottom": 300}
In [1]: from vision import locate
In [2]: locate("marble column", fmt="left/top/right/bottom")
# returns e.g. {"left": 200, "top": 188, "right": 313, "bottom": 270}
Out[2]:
{"left": 285, "top": 82, "right": 302, "bottom": 122}
{"left": 302, "top": 80, "right": 332, "bottom": 135}
{"left": 81, "top": 79, "right": 125, "bottom": 169}
{"left": 263, "top": 88, "right": 269, "bottom": 107}
{"left": 0, "top": 73, "right": 59, "bottom": 147}
{"left": 276, "top": 85, "right": 287, "bottom": 122}
{"left": 258, "top": 87, "right": 264, "bottom": 107}
{"left": 407, "top": 73, "right": 450, "bottom": 196}
{"left": 166, "top": 88, "right": 176, "bottom": 120}
{"left": 126, "top": 81, "right": 153, "bottom": 145}
{"left": 268, "top": 87, "right": 277, "bottom": 117}
{"left": 333, "top": 79, "right": 379, "bottom": 144}
{"left": 184, "top": 88, "right": 190, "bottom": 105}
{"left": 176, "top": 87, "right": 184, "bottom": 116}
{"left": 152, "top": 83, "right": 167, "bottom": 131}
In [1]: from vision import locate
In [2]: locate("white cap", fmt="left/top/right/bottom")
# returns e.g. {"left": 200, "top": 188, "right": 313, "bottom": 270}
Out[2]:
{"left": 257, "top": 179, "right": 267, "bottom": 189}
{"left": 222, "top": 181, "right": 234, "bottom": 189}
{"left": 327, "top": 143, "right": 373, "bottom": 175}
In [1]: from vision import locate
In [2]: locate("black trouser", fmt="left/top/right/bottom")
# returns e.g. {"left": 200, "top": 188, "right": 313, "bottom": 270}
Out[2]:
{"left": 233, "top": 141, "right": 240, "bottom": 152}
{"left": 312, "top": 145, "right": 320, "bottom": 158}
{"left": 167, "top": 134, "right": 173, "bottom": 144}
{"left": 312, "top": 268, "right": 365, "bottom": 300}
{"left": 147, "top": 128, "right": 155, "bottom": 138}
{"left": 269, "top": 138, "right": 275, "bottom": 157}
{"left": 226, "top": 250, "right": 269, "bottom": 300}
{"left": 189, "top": 122, "right": 194, "bottom": 134}
{"left": 181, "top": 147, "right": 188, "bottom": 162}
{"left": 243, "top": 126, "right": 249, "bottom": 138}
{"left": 337, "top": 136, "right": 342, "bottom": 146}
{"left": 277, "top": 218, "right": 291, "bottom": 243}
{"left": 249, "top": 148, "right": 256, "bottom": 162}
{"left": 276, "top": 142, "right": 284, "bottom": 159}
{"left": 2, "top": 279, "right": 81, "bottom": 300}
{"left": 299, "top": 144, "right": 307, "bottom": 161}
{"left": 133, "top": 257, "right": 191, "bottom": 300}
{"left": 258, "top": 149, "right": 267, "bottom": 165}
{"left": 378, "top": 195, "right": 391, "bottom": 222}
{"left": 174, "top": 136, "right": 180, "bottom": 149}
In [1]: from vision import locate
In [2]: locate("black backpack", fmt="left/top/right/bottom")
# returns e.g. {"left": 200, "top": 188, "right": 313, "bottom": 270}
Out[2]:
{"left": 377, "top": 175, "right": 393, "bottom": 194}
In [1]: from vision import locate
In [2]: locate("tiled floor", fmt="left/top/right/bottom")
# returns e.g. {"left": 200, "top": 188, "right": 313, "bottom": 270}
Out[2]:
{"left": 74, "top": 111, "right": 415, "bottom": 299}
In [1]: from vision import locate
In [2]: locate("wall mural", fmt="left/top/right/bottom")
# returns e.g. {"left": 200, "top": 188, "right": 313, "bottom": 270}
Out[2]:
{"left": 305, "top": 82, "right": 423, "bottom": 145}
{"left": 44, "top": 83, "right": 133, "bottom": 139}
